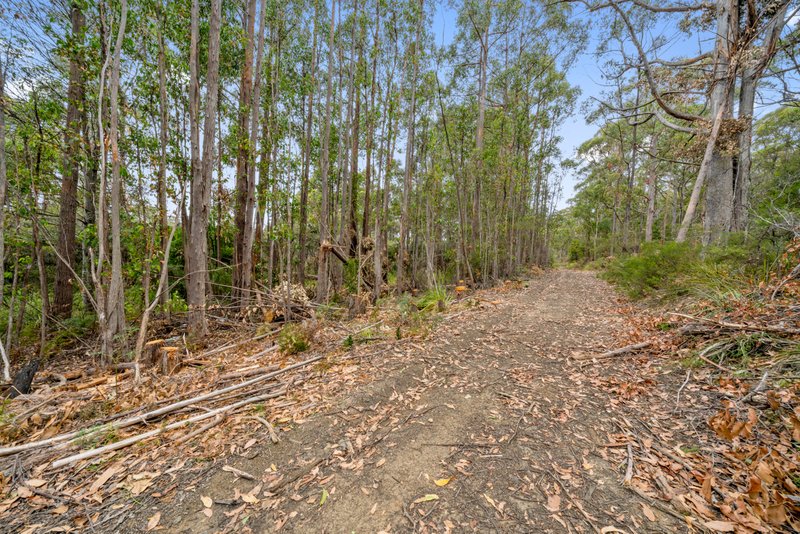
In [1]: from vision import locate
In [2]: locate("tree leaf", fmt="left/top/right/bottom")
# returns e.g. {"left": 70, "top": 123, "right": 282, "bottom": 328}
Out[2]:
{"left": 413, "top": 494, "right": 439, "bottom": 504}
{"left": 434, "top": 477, "right": 451, "bottom": 487}
{"left": 703, "top": 521, "right": 736, "bottom": 532}
{"left": 320, "top": 488, "right": 329, "bottom": 506}
{"left": 146, "top": 512, "right": 161, "bottom": 531}
{"left": 201, "top": 495, "right": 213, "bottom": 508}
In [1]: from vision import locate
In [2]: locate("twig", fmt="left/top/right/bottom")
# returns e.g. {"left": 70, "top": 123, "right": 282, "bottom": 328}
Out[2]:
{"left": 545, "top": 469, "right": 601, "bottom": 534}
{"left": 221, "top": 464, "right": 256, "bottom": 481}
{"left": 572, "top": 341, "right": 652, "bottom": 361}
{"left": 251, "top": 415, "right": 280, "bottom": 443}
{"left": 739, "top": 371, "right": 768, "bottom": 404}
{"left": 173, "top": 414, "right": 225, "bottom": 445}
{"left": 673, "top": 370, "right": 691, "bottom": 413}
{"left": 624, "top": 442, "right": 634, "bottom": 485}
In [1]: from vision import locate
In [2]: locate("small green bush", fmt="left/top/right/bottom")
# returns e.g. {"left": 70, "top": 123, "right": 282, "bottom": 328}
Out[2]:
{"left": 602, "top": 242, "right": 699, "bottom": 299}
{"left": 278, "top": 323, "right": 310, "bottom": 355}
{"left": 415, "top": 282, "right": 452, "bottom": 312}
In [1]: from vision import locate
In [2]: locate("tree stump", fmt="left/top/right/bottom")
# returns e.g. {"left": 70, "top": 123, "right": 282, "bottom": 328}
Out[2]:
{"left": 160, "top": 346, "right": 181, "bottom": 375}
{"left": 6, "top": 360, "right": 40, "bottom": 398}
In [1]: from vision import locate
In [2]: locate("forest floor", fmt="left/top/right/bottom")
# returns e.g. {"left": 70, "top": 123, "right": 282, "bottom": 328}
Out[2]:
{"left": 120, "top": 270, "right": 694, "bottom": 533}
{"left": 5, "top": 269, "right": 797, "bottom": 533}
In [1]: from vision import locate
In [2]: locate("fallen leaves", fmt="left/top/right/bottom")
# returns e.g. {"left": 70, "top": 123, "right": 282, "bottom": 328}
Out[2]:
{"left": 704, "top": 520, "right": 736, "bottom": 532}
{"left": 545, "top": 493, "right": 561, "bottom": 513}
{"left": 412, "top": 494, "right": 439, "bottom": 504}
{"left": 146, "top": 512, "right": 161, "bottom": 531}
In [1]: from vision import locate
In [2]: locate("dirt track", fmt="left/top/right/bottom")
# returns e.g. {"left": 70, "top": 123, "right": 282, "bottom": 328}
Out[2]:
{"left": 134, "top": 270, "right": 685, "bottom": 533}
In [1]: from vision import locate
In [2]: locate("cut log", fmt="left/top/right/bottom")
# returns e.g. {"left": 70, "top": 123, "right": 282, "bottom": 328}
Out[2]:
{"left": 573, "top": 341, "right": 652, "bottom": 361}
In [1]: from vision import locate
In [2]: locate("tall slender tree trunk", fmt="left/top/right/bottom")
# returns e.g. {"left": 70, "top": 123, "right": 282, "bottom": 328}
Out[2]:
{"left": 103, "top": 0, "right": 129, "bottom": 361}
{"left": 242, "top": 0, "right": 268, "bottom": 298}
{"left": 0, "top": 58, "right": 7, "bottom": 317}
{"left": 396, "top": 0, "right": 423, "bottom": 294}
{"left": 732, "top": 3, "right": 788, "bottom": 232}
{"left": 361, "top": 1, "right": 380, "bottom": 240}
{"left": 298, "top": 1, "right": 319, "bottom": 286}
{"left": 234, "top": 0, "right": 257, "bottom": 305}
{"left": 186, "top": 0, "right": 222, "bottom": 338}
{"left": 54, "top": 2, "right": 85, "bottom": 319}
{"left": 156, "top": 0, "right": 170, "bottom": 307}
{"left": 645, "top": 131, "right": 659, "bottom": 242}
{"left": 315, "top": 0, "right": 337, "bottom": 303}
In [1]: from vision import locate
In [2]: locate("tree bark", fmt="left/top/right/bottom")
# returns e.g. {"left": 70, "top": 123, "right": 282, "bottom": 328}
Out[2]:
{"left": 186, "top": 0, "right": 222, "bottom": 338}
{"left": 298, "top": 0, "right": 319, "bottom": 286}
{"left": 234, "top": 0, "right": 258, "bottom": 305}
{"left": 315, "top": 0, "right": 337, "bottom": 303}
{"left": 103, "top": 0, "right": 129, "bottom": 360}
{"left": 54, "top": 2, "right": 85, "bottom": 319}
{"left": 156, "top": 0, "right": 170, "bottom": 307}
{"left": 397, "top": 0, "right": 423, "bottom": 294}
{"left": 701, "top": 0, "right": 736, "bottom": 246}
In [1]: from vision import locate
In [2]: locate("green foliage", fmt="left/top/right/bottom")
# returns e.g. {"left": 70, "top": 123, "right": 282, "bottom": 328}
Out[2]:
{"left": 161, "top": 292, "right": 188, "bottom": 314}
{"left": 278, "top": 324, "right": 310, "bottom": 355}
{"left": 602, "top": 242, "right": 699, "bottom": 299}
{"left": 76, "top": 424, "right": 119, "bottom": 449}
{"left": 415, "top": 281, "right": 452, "bottom": 312}
{"left": 44, "top": 313, "right": 97, "bottom": 357}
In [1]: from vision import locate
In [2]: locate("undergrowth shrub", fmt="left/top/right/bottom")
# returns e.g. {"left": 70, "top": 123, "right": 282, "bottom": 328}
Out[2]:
{"left": 416, "top": 281, "right": 452, "bottom": 312}
{"left": 602, "top": 237, "right": 781, "bottom": 301}
{"left": 602, "top": 242, "right": 699, "bottom": 299}
{"left": 278, "top": 323, "right": 311, "bottom": 354}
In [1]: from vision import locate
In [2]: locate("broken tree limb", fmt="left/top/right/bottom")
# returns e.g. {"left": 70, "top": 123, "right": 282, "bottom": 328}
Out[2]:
{"left": 0, "top": 353, "right": 324, "bottom": 458}
{"left": 173, "top": 414, "right": 226, "bottom": 446}
{"left": 199, "top": 330, "right": 277, "bottom": 359}
{"left": 251, "top": 415, "right": 280, "bottom": 443}
{"left": 669, "top": 312, "right": 800, "bottom": 335}
{"left": 52, "top": 389, "right": 284, "bottom": 468}
{"left": 573, "top": 341, "right": 652, "bottom": 361}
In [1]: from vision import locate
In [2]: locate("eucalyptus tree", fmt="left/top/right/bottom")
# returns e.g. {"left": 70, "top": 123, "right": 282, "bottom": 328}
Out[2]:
{"left": 579, "top": 0, "right": 799, "bottom": 245}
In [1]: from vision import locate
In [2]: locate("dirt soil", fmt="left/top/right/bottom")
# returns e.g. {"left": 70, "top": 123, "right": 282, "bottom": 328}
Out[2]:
{"left": 113, "top": 270, "right": 693, "bottom": 533}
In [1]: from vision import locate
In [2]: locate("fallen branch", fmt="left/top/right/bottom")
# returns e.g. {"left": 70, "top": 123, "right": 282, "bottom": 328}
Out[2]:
{"left": 573, "top": 341, "right": 652, "bottom": 361}
{"left": 173, "top": 414, "right": 226, "bottom": 446}
{"left": 670, "top": 313, "right": 800, "bottom": 335}
{"left": 624, "top": 442, "right": 634, "bottom": 485}
{"left": 52, "top": 390, "right": 285, "bottom": 468}
{"left": 199, "top": 330, "right": 278, "bottom": 359}
{"left": 0, "top": 353, "right": 324, "bottom": 458}
{"left": 251, "top": 415, "right": 280, "bottom": 444}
